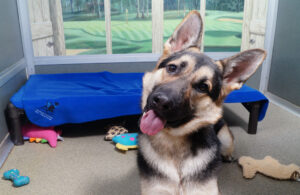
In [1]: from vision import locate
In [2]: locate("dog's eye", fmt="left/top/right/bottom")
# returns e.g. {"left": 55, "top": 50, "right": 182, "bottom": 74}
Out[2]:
{"left": 194, "top": 82, "right": 208, "bottom": 93}
{"left": 166, "top": 64, "right": 177, "bottom": 73}
{"left": 180, "top": 61, "right": 187, "bottom": 68}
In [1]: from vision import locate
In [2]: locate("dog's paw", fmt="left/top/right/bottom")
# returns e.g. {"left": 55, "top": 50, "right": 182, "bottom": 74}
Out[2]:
{"left": 222, "top": 155, "right": 237, "bottom": 163}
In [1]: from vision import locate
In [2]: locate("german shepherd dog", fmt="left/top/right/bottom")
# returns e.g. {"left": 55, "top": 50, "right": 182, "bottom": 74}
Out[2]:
{"left": 137, "top": 11, "right": 266, "bottom": 195}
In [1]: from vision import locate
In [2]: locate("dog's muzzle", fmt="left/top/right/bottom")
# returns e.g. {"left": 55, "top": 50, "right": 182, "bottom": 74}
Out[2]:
{"left": 140, "top": 82, "right": 193, "bottom": 135}
{"left": 151, "top": 92, "right": 174, "bottom": 114}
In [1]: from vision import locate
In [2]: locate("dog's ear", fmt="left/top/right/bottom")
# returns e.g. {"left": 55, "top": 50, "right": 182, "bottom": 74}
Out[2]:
{"left": 219, "top": 49, "right": 266, "bottom": 95}
{"left": 163, "top": 11, "right": 203, "bottom": 55}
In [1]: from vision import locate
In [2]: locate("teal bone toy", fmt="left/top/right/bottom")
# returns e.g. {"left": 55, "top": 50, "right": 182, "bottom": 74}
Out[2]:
{"left": 3, "top": 169, "right": 30, "bottom": 187}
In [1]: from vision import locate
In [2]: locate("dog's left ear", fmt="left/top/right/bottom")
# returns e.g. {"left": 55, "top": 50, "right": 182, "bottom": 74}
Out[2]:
{"left": 219, "top": 49, "right": 267, "bottom": 95}
{"left": 163, "top": 11, "right": 203, "bottom": 55}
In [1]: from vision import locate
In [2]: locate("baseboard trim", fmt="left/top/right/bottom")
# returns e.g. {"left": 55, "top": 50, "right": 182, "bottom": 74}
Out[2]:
{"left": 266, "top": 92, "right": 300, "bottom": 117}
{"left": 0, "top": 134, "right": 14, "bottom": 168}
{"left": 0, "top": 58, "right": 26, "bottom": 87}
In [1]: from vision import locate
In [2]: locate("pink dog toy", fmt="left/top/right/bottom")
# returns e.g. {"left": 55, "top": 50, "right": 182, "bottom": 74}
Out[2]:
{"left": 22, "top": 124, "right": 61, "bottom": 148}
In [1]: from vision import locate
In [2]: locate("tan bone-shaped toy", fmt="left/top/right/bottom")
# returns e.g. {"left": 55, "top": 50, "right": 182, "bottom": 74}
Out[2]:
{"left": 238, "top": 156, "right": 300, "bottom": 181}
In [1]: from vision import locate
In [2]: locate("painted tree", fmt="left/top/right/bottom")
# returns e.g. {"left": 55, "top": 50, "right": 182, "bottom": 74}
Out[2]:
{"left": 70, "top": 0, "right": 74, "bottom": 13}
{"left": 120, "top": 0, "right": 123, "bottom": 13}
{"left": 141, "top": 0, "right": 145, "bottom": 18}
{"left": 146, "top": 0, "right": 149, "bottom": 17}
{"left": 74, "top": 0, "right": 84, "bottom": 12}
{"left": 183, "top": 0, "right": 186, "bottom": 16}
{"left": 97, "top": 0, "right": 102, "bottom": 17}
{"left": 93, "top": 0, "right": 100, "bottom": 17}
{"left": 136, "top": 0, "right": 140, "bottom": 18}
{"left": 178, "top": 0, "right": 180, "bottom": 16}
{"left": 237, "top": 0, "right": 244, "bottom": 12}
{"left": 192, "top": 0, "right": 199, "bottom": 9}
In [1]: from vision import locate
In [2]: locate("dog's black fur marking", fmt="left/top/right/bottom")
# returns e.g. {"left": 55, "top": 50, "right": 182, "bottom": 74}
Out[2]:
{"left": 193, "top": 53, "right": 216, "bottom": 70}
{"left": 158, "top": 50, "right": 214, "bottom": 70}
{"left": 189, "top": 127, "right": 221, "bottom": 182}
{"left": 182, "top": 127, "right": 221, "bottom": 182}
{"left": 213, "top": 118, "right": 226, "bottom": 134}
{"left": 211, "top": 71, "right": 223, "bottom": 101}
{"left": 165, "top": 113, "right": 195, "bottom": 128}
{"left": 188, "top": 126, "right": 220, "bottom": 155}
{"left": 157, "top": 51, "right": 186, "bottom": 69}
{"left": 188, "top": 150, "right": 221, "bottom": 182}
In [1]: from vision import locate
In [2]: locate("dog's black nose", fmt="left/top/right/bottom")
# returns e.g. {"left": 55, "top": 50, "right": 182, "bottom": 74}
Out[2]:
{"left": 152, "top": 93, "right": 173, "bottom": 112}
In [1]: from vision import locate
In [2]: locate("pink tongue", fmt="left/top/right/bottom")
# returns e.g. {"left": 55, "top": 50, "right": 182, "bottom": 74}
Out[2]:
{"left": 140, "top": 110, "right": 166, "bottom": 136}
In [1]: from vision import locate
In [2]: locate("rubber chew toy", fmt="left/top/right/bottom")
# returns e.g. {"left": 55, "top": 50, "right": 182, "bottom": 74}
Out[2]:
{"left": 112, "top": 133, "right": 138, "bottom": 151}
{"left": 3, "top": 169, "right": 30, "bottom": 187}
{"left": 104, "top": 126, "right": 128, "bottom": 141}
{"left": 22, "top": 124, "right": 62, "bottom": 148}
{"left": 24, "top": 135, "right": 63, "bottom": 144}
{"left": 238, "top": 156, "right": 300, "bottom": 181}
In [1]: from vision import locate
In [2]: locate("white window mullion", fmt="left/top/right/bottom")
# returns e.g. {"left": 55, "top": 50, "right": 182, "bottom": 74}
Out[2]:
{"left": 200, "top": 0, "right": 206, "bottom": 52}
{"left": 259, "top": 0, "right": 278, "bottom": 92}
{"left": 152, "top": 0, "right": 164, "bottom": 54}
{"left": 104, "top": 0, "right": 112, "bottom": 54}
{"left": 17, "top": 0, "right": 35, "bottom": 75}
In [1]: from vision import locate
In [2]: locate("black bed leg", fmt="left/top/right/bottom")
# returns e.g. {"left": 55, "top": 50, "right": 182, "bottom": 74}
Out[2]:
{"left": 247, "top": 101, "right": 260, "bottom": 134}
{"left": 5, "top": 102, "right": 24, "bottom": 145}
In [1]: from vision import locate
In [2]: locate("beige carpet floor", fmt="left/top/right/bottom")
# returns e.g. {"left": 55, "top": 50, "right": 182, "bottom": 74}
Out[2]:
{"left": 0, "top": 102, "right": 299, "bottom": 195}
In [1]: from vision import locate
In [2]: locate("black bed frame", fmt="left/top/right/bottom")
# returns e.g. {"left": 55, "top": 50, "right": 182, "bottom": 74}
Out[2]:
{"left": 5, "top": 101, "right": 262, "bottom": 146}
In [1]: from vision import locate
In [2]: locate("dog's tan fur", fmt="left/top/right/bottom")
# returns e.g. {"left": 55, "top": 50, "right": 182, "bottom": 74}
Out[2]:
{"left": 217, "top": 124, "right": 234, "bottom": 159}
{"left": 139, "top": 133, "right": 219, "bottom": 195}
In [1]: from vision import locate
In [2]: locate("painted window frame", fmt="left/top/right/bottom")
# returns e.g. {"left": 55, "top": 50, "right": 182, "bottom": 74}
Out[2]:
{"left": 17, "top": 0, "right": 239, "bottom": 73}
{"left": 15, "top": 0, "right": 299, "bottom": 116}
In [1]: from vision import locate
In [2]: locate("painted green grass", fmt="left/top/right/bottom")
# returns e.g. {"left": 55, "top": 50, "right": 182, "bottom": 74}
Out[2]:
{"left": 63, "top": 10, "right": 243, "bottom": 54}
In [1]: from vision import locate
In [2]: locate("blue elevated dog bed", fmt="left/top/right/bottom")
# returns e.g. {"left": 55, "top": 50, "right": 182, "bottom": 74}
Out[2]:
{"left": 11, "top": 72, "right": 143, "bottom": 127}
{"left": 7, "top": 72, "right": 268, "bottom": 145}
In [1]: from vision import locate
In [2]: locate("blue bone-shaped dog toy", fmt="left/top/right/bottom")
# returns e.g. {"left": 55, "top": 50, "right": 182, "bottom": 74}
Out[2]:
{"left": 3, "top": 169, "right": 30, "bottom": 187}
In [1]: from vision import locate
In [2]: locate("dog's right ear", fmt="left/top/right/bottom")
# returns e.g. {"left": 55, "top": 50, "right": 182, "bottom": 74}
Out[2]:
{"left": 163, "top": 11, "right": 203, "bottom": 56}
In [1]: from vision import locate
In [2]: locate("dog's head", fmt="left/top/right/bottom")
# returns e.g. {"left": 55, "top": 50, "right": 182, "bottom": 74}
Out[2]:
{"left": 140, "top": 11, "right": 266, "bottom": 136}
